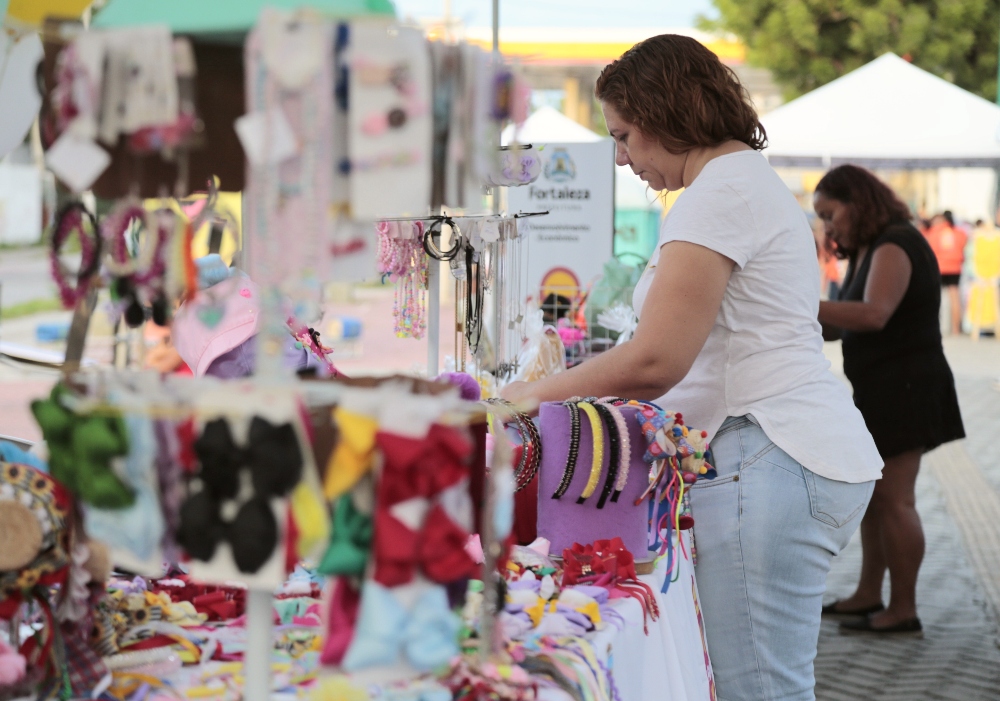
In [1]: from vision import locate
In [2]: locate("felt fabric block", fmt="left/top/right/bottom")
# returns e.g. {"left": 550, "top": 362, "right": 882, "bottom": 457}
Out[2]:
{"left": 536, "top": 402, "right": 651, "bottom": 558}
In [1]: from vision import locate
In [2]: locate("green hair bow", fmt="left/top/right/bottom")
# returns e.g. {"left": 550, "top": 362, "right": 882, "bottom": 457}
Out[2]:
{"left": 317, "top": 494, "right": 372, "bottom": 577}
{"left": 30, "top": 384, "right": 135, "bottom": 509}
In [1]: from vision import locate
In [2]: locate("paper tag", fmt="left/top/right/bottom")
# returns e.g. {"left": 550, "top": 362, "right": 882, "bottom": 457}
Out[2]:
{"left": 480, "top": 217, "right": 500, "bottom": 243}
{"left": 45, "top": 133, "right": 111, "bottom": 193}
{"left": 234, "top": 108, "right": 299, "bottom": 167}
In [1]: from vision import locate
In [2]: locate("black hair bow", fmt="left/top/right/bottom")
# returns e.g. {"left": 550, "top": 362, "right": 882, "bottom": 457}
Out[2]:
{"left": 177, "top": 417, "right": 303, "bottom": 574}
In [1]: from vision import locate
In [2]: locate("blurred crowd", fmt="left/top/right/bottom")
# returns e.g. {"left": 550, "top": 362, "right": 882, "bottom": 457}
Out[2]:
{"left": 817, "top": 206, "right": 1000, "bottom": 339}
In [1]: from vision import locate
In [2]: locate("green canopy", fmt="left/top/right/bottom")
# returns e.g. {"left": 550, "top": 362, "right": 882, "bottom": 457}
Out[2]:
{"left": 92, "top": 0, "right": 395, "bottom": 36}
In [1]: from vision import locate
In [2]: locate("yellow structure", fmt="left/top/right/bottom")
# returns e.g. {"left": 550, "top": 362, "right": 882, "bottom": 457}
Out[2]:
{"left": 461, "top": 27, "right": 745, "bottom": 67}
{"left": 6, "top": 0, "right": 91, "bottom": 26}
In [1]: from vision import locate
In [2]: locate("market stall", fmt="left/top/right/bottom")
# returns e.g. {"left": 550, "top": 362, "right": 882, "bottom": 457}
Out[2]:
{"left": 0, "top": 4, "right": 717, "bottom": 701}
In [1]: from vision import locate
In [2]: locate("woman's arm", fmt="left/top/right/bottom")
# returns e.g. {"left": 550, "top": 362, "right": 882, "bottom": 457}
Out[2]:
{"left": 500, "top": 241, "right": 733, "bottom": 409}
{"left": 818, "top": 243, "right": 911, "bottom": 333}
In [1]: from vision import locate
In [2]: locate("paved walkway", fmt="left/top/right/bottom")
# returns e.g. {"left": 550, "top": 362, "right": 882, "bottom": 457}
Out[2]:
{"left": 815, "top": 338, "right": 1000, "bottom": 700}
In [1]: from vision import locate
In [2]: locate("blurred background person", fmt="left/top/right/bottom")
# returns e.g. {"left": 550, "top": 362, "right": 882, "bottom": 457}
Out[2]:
{"left": 814, "top": 164, "right": 965, "bottom": 635}
{"left": 924, "top": 210, "right": 967, "bottom": 335}
{"left": 965, "top": 218, "right": 1000, "bottom": 339}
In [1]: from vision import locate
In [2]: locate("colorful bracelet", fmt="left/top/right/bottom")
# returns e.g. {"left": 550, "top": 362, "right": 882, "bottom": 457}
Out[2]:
{"left": 592, "top": 403, "right": 620, "bottom": 509}
{"left": 50, "top": 202, "right": 102, "bottom": 309}
{"left": 552, "top": 400, "right": 581, "bottom": 499}
{"left": 575, "top": 401, "right": 605, "bottom": 504}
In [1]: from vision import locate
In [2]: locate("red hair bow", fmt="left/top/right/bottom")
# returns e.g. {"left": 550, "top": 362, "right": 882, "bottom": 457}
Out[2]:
{"left": 376, "top": 425, "right": 472, "bottom": 505}
{"left": 562, "top": 537, "right": 659, "bottom": 634}
{"left": 373, "top": 504, "right": 479, "bottom": 586}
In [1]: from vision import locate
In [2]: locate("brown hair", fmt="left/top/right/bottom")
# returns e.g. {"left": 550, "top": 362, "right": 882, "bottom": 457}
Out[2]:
{"left": 814, "top": 165, "right": 911, "bottom": 255}
{"left": 595, "top": 34, "right": 766, "bottom": 153}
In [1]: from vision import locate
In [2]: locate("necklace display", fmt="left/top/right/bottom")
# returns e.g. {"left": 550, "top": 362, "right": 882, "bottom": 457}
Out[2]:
{"left": 376, "top": 220, "right": 428, "bottom": 339}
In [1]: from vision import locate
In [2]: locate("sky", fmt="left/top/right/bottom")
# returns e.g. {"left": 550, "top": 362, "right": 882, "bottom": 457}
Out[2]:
{"left": 392, "top": 0, "right": 717, "bottom": 28}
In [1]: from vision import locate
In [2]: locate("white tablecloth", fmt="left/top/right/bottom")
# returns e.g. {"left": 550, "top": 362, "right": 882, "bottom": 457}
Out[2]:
{"left": 542, "top": 533, "right": 715, "bottom": 701}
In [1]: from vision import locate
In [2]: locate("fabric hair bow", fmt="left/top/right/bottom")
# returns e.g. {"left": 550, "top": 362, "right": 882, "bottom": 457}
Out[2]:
{"left": 562, "top": 537, "right": 659, "bottom": 634}
{"left": 324, "top": 408, "right": 378, "bottom": 501}
{"left": 317, "top": 494, "right": 372, "bottom": 577}
{"left": 31, "top": 383, "right": 134, "bottom": 508}
{"left": 342, "top": 581, "right": 460, "bottom": 672}
{"left": 374, "top": 503, "right": 479, "bottom": 587}
{"left": 376, "top": 425, "right": 472, "bottom": 505}
{"left": 319, "top": 576, "right": 360, "bottom": 667}
{"left": 177, "top": 416, "right": 303, "bottom": 574}
{"left": 371, "top": 425, "right": 478, "bottom": 587}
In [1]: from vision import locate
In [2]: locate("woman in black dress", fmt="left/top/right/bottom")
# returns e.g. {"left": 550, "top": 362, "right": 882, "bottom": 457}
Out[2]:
{"left": 815, "top": 165, "right": 965, "bottom": 634}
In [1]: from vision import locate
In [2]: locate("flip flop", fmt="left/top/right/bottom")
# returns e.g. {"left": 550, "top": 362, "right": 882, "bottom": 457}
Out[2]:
{"left": 821, "top": 600, "right": 885, "bottom": 617}
{"left": 839, "top": 615, "right": 923, "bottom": 638}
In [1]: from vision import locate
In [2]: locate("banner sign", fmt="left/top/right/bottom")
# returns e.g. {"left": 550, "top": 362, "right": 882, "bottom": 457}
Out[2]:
{"left": 508, "top": 140, "right": 615, "bottom": 307}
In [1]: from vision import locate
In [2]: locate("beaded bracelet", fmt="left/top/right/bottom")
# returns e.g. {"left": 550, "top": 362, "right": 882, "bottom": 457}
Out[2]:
{"left": 50, "top": 202, "right": 102, "bottom": 309}
{"left": 596, "top": 398, "right": 631, "bottom": 501}
{"left": 551, "top": 400, "right": 581, "bottom": 499}
{"left": 575, "top": 401, "right": 605, "bottom": 504}
{"left": 484, "top": 398, "right": 541, "bottom": 492}
{"left": 593, "top": 403, "right": 620, "bottom": 509}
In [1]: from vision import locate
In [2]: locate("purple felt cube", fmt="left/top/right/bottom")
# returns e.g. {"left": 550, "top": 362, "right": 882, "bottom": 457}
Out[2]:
{"left": 536, "top": 401, "right": 652, "bottom": 559}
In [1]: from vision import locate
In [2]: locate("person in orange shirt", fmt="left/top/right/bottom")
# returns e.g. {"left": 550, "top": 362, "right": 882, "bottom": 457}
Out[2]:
{"left": 924, "top": 211, "right": 967, "bottom": 335}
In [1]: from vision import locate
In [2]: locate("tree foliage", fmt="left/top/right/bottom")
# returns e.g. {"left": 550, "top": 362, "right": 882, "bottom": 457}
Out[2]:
{"left": 702, "top": 0, "right": 1000, "bottom": 101}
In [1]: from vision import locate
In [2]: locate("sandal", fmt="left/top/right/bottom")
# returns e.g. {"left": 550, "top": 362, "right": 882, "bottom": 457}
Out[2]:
{"left": 821, "top": 600, "right": 885, "bottom": 617}
{"left": 839, "top": 615, "right": 923, "bottom": 637}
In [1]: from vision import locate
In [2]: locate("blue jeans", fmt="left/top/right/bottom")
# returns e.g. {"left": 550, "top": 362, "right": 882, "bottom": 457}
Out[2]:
{"left": 689, "top": 416, "right": 874, "bottom": 701}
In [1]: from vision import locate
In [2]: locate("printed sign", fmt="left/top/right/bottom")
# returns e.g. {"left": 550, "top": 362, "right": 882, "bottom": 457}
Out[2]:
{"left": 508, "top": 140, "right": 615, "bottom": 308}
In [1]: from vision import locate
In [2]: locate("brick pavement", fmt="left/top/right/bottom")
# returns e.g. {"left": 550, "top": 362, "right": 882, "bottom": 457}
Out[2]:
{"left": 815, "top": 338, "right": 1000, "bottom": 701}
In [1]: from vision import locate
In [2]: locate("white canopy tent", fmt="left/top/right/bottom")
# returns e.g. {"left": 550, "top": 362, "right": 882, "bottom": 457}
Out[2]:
{"left": 761, "top": 53, "right": 1000, "bottom": 169}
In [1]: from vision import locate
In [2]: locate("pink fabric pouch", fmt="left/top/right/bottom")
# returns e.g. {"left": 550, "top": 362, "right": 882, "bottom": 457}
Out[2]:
{"left": 173, "top": 278, "right": 261, "bottom": 377}
{"left": 536, "top": 402, "right": 651, "bottom": 559}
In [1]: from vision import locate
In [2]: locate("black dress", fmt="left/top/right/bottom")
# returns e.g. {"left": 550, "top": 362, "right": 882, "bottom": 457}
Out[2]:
{"left": 839, "top": 222, "right": 965, "bottom": 458}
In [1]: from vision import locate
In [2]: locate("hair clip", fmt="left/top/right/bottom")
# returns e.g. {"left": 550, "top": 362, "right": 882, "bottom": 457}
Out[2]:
{"left": 574, "top": 401, "right": 605, "bottom": 504}
{"left": 552, "top": 400, "right": 581, "bottom": 500}
{"left": 361, "top": 102, "right": 428, "bottom": 136}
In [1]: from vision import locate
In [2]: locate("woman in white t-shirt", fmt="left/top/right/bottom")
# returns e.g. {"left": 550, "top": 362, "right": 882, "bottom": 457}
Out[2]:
{"left": 501, "top": 35, "right": 882, "bottom": 701}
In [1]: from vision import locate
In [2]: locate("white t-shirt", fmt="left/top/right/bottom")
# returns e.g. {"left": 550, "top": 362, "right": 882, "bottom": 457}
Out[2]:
{"left": 632, "top": 151, "right": 883, "bottom": 483}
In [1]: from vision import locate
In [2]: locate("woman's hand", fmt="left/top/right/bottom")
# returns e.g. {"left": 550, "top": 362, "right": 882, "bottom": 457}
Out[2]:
{"left": 499, "top": 381, "right": 540, "bottom": 415}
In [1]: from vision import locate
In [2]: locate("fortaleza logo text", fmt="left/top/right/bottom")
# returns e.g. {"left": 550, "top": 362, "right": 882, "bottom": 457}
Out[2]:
{"left": 528, "top": 186, "right": 591, "bottom": 200}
